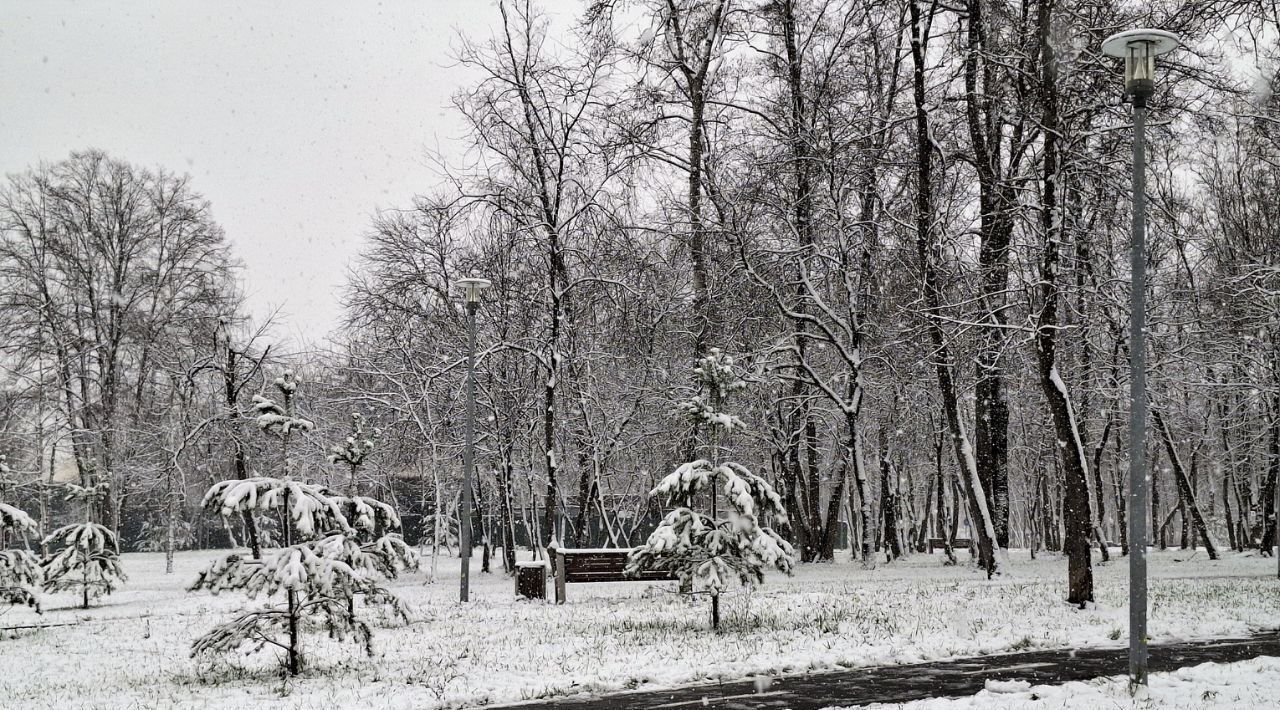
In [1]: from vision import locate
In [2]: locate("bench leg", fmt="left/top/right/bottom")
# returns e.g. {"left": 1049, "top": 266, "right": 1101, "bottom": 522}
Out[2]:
{"left": 555, "top": 552, "right": 567, "bottom": 605}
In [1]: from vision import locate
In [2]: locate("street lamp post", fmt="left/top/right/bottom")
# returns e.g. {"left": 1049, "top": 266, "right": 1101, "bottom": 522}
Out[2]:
{"left": 456, "top": 277, "right": 491, "bottom": 603}
{"left": 1101, "top": 28, "right": 1180, "bottom": 690}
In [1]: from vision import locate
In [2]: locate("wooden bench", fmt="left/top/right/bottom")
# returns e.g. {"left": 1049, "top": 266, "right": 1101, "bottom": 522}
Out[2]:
{"left": 928, "top": 537, "right": 973, "bottom": 553}
{"left": 549, "top": 547, "right": 676, "bottom": 604}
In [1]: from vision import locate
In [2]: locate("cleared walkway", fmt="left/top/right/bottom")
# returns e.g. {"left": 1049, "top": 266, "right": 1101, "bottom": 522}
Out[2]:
{"left": 489, "top": 631, "right": 1280, "bottom": 709}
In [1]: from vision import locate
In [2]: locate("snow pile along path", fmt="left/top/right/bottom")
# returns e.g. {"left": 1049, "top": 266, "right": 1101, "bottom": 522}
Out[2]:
{"left": 848, "top": 656, "right": 1280, "bottom": 709}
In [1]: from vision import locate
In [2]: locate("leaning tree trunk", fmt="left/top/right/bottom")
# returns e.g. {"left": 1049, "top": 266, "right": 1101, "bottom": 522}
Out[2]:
{"left": 1152, "top": 409, "right": 1220, "bottom": 558}
{"left": 1091, "top": 415, "right": 1115, "bottom": 557}
{"left": 1035, "top": 363, "right": 1096, "bottom": 604}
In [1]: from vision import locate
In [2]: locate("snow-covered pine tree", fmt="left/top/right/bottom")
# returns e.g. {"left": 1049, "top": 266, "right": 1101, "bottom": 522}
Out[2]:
{"left": 41, "top": 483, "right": 126, "bottom": 609}
{"left": 189, "top": 492, "right": 374, "bottom": 674}
{"left": 189, "top": 372, "right": 409, "bottom": 675}
{"left": 627, "top": 349, "right": 796, "bottom": 629}
{"left": 0, "top": 501, "right": 42, "bottom": 611}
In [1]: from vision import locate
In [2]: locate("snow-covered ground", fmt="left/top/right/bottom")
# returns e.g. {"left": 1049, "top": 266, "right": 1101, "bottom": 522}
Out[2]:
{"left": 0, "top": 548, "right": 1277, "bottom": 709}
{"left": 851, "top": 656, "right": 1280, "bottom": 709}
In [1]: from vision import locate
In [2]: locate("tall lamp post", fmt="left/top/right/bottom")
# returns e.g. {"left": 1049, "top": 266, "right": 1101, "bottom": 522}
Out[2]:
{"left": 1101, "top": 28, "right": 1180, "bottom": 690}
{"left": 456, "top": 277, "right": 491, "bottom": 603}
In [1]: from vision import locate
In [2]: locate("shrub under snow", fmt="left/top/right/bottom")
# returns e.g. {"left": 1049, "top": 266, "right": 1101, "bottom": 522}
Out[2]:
{"left": 0, "top": 502, "right": 43, "bottom": 611}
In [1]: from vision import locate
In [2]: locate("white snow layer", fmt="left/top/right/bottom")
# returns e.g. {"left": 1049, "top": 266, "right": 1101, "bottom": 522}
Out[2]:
{"left": 0, "top": 548, "right": 1276, "bottom": 709}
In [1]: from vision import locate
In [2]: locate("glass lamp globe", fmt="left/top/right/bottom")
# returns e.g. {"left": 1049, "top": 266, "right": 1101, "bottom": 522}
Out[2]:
{"left": 1101, "top": 29, "right": 1180, "bottom": 100}
{"left": 456, "top": 277, "right": 492, "bottom": 303}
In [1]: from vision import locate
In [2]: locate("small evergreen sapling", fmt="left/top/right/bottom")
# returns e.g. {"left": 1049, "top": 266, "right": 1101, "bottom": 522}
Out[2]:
{"left": 627, "top": 350, "right": 796, "bottom": 628}
{"left": 0, "top": 501, "right": 42, "bottom": 611}
{"left": 41, "top": 483, "right": 126, "bottom": 609}
{"left": 189, "top": 373, "right": 410, "bottom": 675}
{"left": 189, "top": 501, "right": 375, "bottom": 675}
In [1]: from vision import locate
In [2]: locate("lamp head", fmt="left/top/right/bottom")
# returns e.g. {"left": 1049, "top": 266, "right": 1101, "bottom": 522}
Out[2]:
{"left": 455, "top": 277, "right": 492, "bottom": 304}
{"left": 1101, "top": 29, "right": 1180, "bottom": 102}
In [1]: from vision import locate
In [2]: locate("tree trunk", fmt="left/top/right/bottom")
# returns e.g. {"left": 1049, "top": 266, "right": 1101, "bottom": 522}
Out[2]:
{"left": 785, "top": 425, "right": 813, "bottom": 560}
{"left": 879, "top": 427, "right": 902, "bottom": 561}
{"left": 542, "top": 369, "right": 560, "bottom": 547}
{"left": 1256, "top": 406, "right": 1277, "bottom": 555}
{"left": 500, "top": 458, "right": 517, "bottom": 573}
{"left": 1034, "top": 0, "right": 1092, "bottom": 606}
{"left": 1114, "top": 435, "right": 1128, "bottom": 553}
{"left": 1039, "top": 470, "right": 1059, "bottom": 552}
{"left": 1219, "top": 393, "right": 1240, "bottom": 551}
{"left": 934, "top": 432, "right": 958, "bottom": 564}
{"left": 819, "top": 464, "right": 847, "bottom": 562}
{"left": 1152, "top": 448, "right": 1165, "bottom": 550}
{"left": 909, "top": 0, "right": 999, "bottom": 577}
{"left": 963, "top": 0, "right": 1014, "bottom": 550}
{"left": 1091, "top": 417, "right": 1113, "bottom": 561}
{"left": 849, "top": 424, "right": 875, "bottom": 568}
{"left": 917, "top": 463, "right": 936, "bottom": 552}
{"left": 165, "top": 465, "right": 176, "bottom": 574}
{"left": 283, "top": 490, "right": 301, "bottom": 675}
{"left": 223, "top": 342, "right": 261, "bottom": 560}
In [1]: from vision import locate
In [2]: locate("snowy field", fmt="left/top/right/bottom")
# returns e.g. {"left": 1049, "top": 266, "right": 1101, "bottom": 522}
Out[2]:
{"left": 855, "top": 657, "right": 1280, "bottom": 709}
{"left": 1, "top": 548, "right": 1277, "bottom": 709}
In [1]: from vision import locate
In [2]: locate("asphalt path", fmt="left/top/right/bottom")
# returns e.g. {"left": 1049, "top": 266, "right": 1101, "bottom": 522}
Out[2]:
{"left": 487, "top": 631, "right": 1280, "bottom": 709}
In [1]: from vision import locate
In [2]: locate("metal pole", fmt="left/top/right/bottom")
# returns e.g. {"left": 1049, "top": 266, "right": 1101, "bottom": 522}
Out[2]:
{"left": 1128, "top": 96, "right": 1149, "bottom": 688}
{"left": 460, "top": 299, "right": 479, "bottom": 602}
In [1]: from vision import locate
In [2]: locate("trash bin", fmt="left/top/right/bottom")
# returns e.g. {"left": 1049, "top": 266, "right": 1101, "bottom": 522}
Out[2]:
{"left": 515, "top": 561, "right": 547, "bottom": 600}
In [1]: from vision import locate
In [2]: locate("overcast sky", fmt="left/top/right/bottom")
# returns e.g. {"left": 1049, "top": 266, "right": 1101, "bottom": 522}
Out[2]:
{"left": 0, "top": 0, "right": 578, "bottom": 343}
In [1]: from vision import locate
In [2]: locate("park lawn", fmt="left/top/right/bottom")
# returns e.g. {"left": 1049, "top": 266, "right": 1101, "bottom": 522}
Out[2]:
{"left": 0, "top": 547, "right": 1277, "bottom": 709}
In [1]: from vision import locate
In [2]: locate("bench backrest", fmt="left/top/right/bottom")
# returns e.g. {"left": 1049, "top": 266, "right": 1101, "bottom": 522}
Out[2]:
{"left": 550, "top": 547, "right": 676, "bottom": 605}
{"left": 927, "top": 537, "right": 973, "bottom": 552}
{"left": 551, "top": 548, "right": 675, "bottom": 582}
